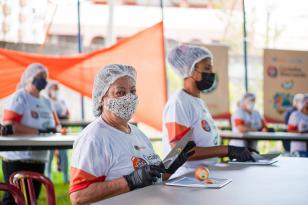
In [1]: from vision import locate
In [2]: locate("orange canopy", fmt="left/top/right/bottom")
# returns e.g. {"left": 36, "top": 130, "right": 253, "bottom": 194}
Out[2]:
{"left": 0, "top": 22, "right": 167, "bottom": 131}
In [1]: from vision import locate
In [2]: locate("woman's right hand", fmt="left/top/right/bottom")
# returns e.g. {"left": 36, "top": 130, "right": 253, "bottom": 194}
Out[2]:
{"left": 124, "top": 165, "right": 165, "bottom": 191}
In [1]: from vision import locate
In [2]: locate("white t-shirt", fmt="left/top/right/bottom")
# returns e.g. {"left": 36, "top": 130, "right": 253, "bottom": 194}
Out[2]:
{"left": 162, "top": 90, "right": 220, "bottom": 178}
{"left": 69, "top": 117, "right": 162, "bottom": 197}
{"left": 230, "top": 107, "right": 264, "bottom": 147}
{"left": 0, "top": 89, "right": 55, "bottom": 162}
{"left": 288, "top": 111, "right": 308, "bottom": 152}
{"left": 50, "top": 98, "right": 68, "bottom": 118}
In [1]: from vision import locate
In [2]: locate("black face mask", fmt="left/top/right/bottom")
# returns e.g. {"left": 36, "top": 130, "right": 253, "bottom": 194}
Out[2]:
{"left": 195, "top": 72, "right": 216, "bottom": 92}
{"left": 32, "top": 78, "right": 47, "bottom": 91}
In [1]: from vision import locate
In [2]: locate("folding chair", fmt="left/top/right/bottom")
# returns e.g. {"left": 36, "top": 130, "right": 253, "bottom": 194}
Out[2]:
{"left": 9, "top": 171, "right": 56, "bottom": 205}
{"left": 0, "top": 182, "right": 26, "bottom": 205}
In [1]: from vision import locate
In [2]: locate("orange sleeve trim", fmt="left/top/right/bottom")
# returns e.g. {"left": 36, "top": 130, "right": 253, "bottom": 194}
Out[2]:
{"left": 69, "top": 167, "right": 106, "bottom": 194}
{"left": 288, "top": 124, "right": 298, "bottom": 132}
{"left": 165, "top": 122, "right": 191, "bottom": 143}
{"left": 3, "top": 110, "right": 22, "bottom": 123}
{"left": 234, "top": 118, "right": 245, "bottom": 127}
{"left": 69, "top": 176, "right": 106, "bottom": 194}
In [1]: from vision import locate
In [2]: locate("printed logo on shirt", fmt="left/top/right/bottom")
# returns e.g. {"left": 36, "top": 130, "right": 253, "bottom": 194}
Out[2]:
{"left": 31, "top": 111, "right": 39, "bottom": 119}
{"left": 201, "top": 120, "right": 211, "bottom": 132}
{"left": 131, "top": 157, "right": 148, "bottom": 170}
{"left": 134, "top": 145, "right": 146, "bottom": 151}
{"left": 143, "top": 153, "right": 160, "bottom": 163}
{"left": 39, "top": 111, "right": 52, "bottom": 119}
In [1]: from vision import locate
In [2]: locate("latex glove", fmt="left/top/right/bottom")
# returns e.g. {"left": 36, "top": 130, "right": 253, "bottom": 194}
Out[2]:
{"left": 0, "top": 124, "right": 14, "bottom": 136}
{"left": 228, "top": 145, "right": 255, "bottom": 162}
{"left": 38, "top": 128, "right": 57, "bottom": 134}
{"left": 124, "top": 165, "right": 165, "bottom": 191}
{"left": 164, "top": 141, "right": 196, "bottom": 174}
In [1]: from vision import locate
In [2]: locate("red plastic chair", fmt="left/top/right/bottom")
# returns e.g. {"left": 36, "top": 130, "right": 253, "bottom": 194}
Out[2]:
{"left": 9, "top": 171, "right": 56, "bottom": 205}
{"left": 0, "top": 182, "right": 26, "bottom": 205}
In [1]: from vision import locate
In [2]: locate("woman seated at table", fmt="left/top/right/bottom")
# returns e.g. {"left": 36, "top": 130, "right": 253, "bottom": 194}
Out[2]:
{"left": 288, "top": 94, "right": 308, "bottom": 155}
{"left": 229, "top": 93, "right": 267, "bottom": 150}
{"left": 0, "top": 63, "right": 59, "bottom": 205}
{"left": 69, "top": 64, "right": 194, "bottom": 205}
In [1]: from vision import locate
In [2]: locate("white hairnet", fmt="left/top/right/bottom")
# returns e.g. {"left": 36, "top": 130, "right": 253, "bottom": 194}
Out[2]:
{"left": 47, "top": 80, "right": 59, "bottom": 93}
{"left": 292, "top": 93, "right": 304, "bottom": 108}
{"left": 19, "top": 63, "right": 48, "bottom": 89}
{"left": 167, "top": 44, "right": 213, "bottom": 78}
{"left": 92, "top": 64, "right": 137, "bottom": 117}
{"left": 240, "top": 93, "right": 256, "bottom": 106}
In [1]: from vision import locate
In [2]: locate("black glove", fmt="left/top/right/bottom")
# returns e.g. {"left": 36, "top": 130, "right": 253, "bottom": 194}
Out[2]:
{"left": 247, "top": 147, "right": 259, "bottom": 154}
{"left": 124, "top": 165, "right": 165, "bottom": 191}
{"left": 164, "top": 141, "right": 196, "bottom": 174}
{"left": 0, "top": 124, "right": 14, "bottom": 136}
{"left": 38, "top": 128, "right": 57, "bottom": 134}
{"left": 228, "top": 145, "right": 255, "bottom": 162}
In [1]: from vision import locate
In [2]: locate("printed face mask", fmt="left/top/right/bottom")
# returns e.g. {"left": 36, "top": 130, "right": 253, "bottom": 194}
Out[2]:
{"left": 104, "top": 93, "right": 139, "bottom": 120}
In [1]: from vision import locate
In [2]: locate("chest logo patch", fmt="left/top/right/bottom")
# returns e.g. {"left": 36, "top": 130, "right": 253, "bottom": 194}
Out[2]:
{"left": 131, "top": 157, "right": 147, "bottom": 170}
{"left": 31, "top": 111, "right": 39, "bottom": 119}
{"left": 201, "top": 120, "right": 211, "bottom": 132}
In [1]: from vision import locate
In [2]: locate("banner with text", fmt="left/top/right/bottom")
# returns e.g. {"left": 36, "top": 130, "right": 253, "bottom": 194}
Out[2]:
{"left": 264, "top": 48, "right": 308, "bottom": 123}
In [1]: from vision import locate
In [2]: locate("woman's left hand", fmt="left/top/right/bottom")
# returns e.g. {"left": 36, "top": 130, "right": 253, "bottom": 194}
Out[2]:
{"left": 228, "top": 145, "right": 255, "bottom": 162}
{"left": 0, "top": 124, "right": 14, "bottom": 136}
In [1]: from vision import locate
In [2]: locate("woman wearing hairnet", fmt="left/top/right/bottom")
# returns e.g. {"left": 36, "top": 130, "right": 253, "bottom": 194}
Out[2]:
{"left": 288, "top": 94, "right": 308, "bottom": 155}
{"left": 283, "top": 93, "right": 304, "bottom": 152}
{"left": 230, "top": 93, "right": 268, "bottom": 149}
{"left": 46, "top": 81, "right": 70, "bottom": 183}
{"left": 162, "top": 45, "right": 254, "bottom": 178}
{"left": 0, "top": 63, "right": 59, "bottom": 204}
{"left": 69, "top": 64, "right": 194, "bottom": 204}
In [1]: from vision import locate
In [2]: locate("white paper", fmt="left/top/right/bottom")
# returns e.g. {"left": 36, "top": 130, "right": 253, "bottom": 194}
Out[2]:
{"left": 165, "top": 177, "right": 232, "bottom": 188}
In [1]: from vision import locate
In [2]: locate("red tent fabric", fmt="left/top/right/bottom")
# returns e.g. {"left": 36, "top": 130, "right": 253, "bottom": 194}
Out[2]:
{"left": 0, "top": 22, "right": 167, "bottom": 130}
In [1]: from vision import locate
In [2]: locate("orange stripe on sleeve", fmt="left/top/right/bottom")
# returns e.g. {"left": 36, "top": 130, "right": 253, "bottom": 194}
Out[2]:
{"left": 288, "top": 124, "right": 298, "bottom": 132}
{"left": 3, "top": 110, "right": 23, "bottom": 123}
{"left": 69, "top": 167, "right": 106, "bottom": 194}
{"left": 165, "top": 122, "right": 191, "bottom": 143}
{"left": 234, "top": 118, "right": 245, "bottom": 127}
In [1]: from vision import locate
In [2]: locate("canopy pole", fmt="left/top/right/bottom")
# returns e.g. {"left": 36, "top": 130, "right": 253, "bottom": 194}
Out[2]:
{"left": 77, "top": 0, "right": 85, "bottom": 120}
{"left": 106, "top": 0, "right": 116, "bottom": 47}
{"left": 242, "top": 0, "right": 248, "bottom": 92}
{"left": 160, "top": 0, "right": 168, "bottom": 99}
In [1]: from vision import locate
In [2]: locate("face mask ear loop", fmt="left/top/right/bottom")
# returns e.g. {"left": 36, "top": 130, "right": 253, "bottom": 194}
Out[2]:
{"left": 189, "top": 68, "right": 202, "bottom": 82}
